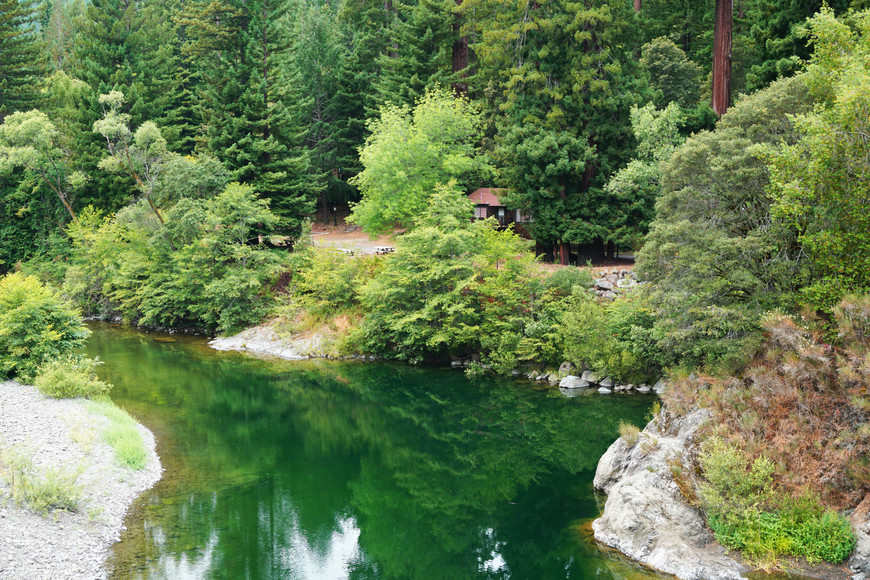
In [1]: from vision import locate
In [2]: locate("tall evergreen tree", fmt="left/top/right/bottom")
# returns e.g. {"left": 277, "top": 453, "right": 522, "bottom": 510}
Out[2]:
{"left": 0, "top": 0, "right": 46, "bottom": 118}
{"left": 372, "top": 0, "right": 456, "bottom": 109}
{"left": 462, "top": 0, "right": 638, "bottom": 263}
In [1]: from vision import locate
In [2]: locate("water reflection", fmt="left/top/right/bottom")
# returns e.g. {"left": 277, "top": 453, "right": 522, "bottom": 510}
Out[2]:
{"left": 86, "top": 324, "right": 663, "bottom": 579}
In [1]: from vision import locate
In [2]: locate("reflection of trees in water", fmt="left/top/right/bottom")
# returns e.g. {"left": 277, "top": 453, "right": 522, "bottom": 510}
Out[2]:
{"left": 91, "top": 324, "right": 653, "bottom": 579}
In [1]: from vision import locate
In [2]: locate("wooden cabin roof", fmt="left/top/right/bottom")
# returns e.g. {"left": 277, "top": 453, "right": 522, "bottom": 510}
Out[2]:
{"left": 468, "top": 188, "right": 508, "bottom": 206}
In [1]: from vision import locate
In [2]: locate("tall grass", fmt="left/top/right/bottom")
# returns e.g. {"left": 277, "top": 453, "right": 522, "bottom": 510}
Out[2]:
{"left": 0, "top": 444, "right": 82, "bottom": 513}
{"left": 86, "top": 401, "right": 148, "bottom": 470}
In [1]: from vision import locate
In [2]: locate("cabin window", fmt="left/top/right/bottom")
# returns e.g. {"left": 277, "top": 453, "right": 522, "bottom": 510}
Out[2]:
{"left": 497, "top": 207, "right": 506, "bottom": 225}
{"left": 516, "top": 209, "right": 533, "bottom": 223}
{"left": 474, "top": 205, "right": 487, "bottom": 219}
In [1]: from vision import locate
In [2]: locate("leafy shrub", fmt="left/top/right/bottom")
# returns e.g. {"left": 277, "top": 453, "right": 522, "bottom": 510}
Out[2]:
{"left": 699, "top": 437, "right": 855, "bottom": 565}
{"left": 543, "top": 267, "right": 593, "bottom": 297}
{"left": 34, "top": 356, "right": 112, "bottom": 399}
{"left": 294, "top": 247, "right": 381, "bottom": 317}
{"left": 0, "top": 272, "right": 90, "bottom": 382}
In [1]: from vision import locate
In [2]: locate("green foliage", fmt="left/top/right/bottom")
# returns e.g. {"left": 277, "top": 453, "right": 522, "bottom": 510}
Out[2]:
{"left": 293, "top": 247, "right": 381, "bottom": 317}
{"left": 0, "top": 0, "right": 45, "bottom": 117}
{"left": 34, "top": 355, "right": 112, "bottom": 399}
{"left": 637, "top": 74, "right": 816, "bottom": 370}
{"left": 605, "top": 102, "right": 686, "bottom": 249}
{"left": 349, "top": 88, "right": 488, "bottom": 235}
{"left": 0, "top": 444, "right": 81, "bottom": 514}
{"left": 766, "top": 8, "right": 870, "bottom": 313}
{"left": 0, "top": 272, "right": 89, "bottom": 382}
{"left": 700, "top": 437, "right": 856, "bottom": 565}
{"left": 87, "top": 400, "right": 148, "bottom": 470}
{"left": 357, "top": 182, "right": 536, "bottom": 364}
{"left": 64, "top": 184, "right": 284, "bottom": 333}
{"left": 640, "top": 37, "right": 704, "bottom": 108}
{"left": 560, "top": 290, "right": 658, "bottom": 384}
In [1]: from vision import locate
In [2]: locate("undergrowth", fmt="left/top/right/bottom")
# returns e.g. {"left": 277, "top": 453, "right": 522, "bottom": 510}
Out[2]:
{"left": 660, "top": 296, "right": 870, "bottom": 567}
{"left": 0, "top": 444, "right": 82, "bottom": 514}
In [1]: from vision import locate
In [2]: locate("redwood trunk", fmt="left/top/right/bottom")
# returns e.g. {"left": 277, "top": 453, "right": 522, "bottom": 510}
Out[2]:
{"left": 634, "top": 0, "right": 641, "bottom": 12}
{"left": 452, "top": 0, "right": 469, "bottom": 96}
{"left": 712, "top": 0, "right": 732, "bottom": 116}
{"left": 559, "top": 242, "right": 569, "bottom": 266}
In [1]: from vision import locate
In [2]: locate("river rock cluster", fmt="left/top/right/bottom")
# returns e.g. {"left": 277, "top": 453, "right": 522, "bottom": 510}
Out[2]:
{"left": 593, "top": 269, "right": 641, "bottom": 300}
{"left": 522, "top": 362, "right": 665, "bottom": 396}
{"left": 0, "top": 381, "right": 161, "bottom": 579}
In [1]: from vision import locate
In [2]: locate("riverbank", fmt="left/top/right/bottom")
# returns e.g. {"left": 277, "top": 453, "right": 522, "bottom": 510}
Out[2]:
{"left": 0, "top": 381, "right": 161, "bottom": 579}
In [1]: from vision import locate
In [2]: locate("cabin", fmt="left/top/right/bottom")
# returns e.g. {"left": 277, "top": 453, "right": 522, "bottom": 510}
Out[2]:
{"left": 467, "top": 188, "right": 532, "bottom": 231}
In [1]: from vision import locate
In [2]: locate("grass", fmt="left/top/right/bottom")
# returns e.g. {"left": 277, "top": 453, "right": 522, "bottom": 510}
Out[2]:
{"left": 618, "top": 420, "right": 641, "bottom": 446}
{"left": 86, "top": 400, "right": 148, "bottom": 470}
{"left": 0, "top": 443, "right": 82, "bottom": 514}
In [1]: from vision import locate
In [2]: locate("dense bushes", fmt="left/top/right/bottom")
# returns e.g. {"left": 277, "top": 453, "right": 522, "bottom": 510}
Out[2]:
{"left": 0, "top": 272, "right": 90, "bottom": 382}
{"left": 34, "top": 356, "right": 111, "bottom": 399}
{"left": 63, "top": 183, "right": 286, "bottom": 333}
{"left": 700, "top": 438, "right": 855, "bottom": 565}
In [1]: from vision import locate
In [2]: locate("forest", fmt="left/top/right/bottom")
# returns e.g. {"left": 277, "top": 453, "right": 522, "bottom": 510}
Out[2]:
{"left": 4, "top": 0, "right": 870, "bottom": 569}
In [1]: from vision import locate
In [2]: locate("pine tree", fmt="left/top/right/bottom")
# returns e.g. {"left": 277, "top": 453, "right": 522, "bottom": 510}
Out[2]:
{"left": 0, "top": 0, "right": 46, "bottom": 118}
{"left": 372, "top": 0, "right": 456, "bottom": 109}
{"left": 462, "top": 0, "right": 637, "bottom": 263}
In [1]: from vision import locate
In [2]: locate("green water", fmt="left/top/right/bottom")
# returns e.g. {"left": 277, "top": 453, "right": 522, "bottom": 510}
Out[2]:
{"left": 85, "top": 323, "right": 666, "bottom": 579}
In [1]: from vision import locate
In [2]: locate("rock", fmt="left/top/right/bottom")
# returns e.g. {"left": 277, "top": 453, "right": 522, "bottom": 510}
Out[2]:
{"left": 559, "top": 376, "right": 590, "bottom": 389}
{"left": 600, "top": 377, "right": 614, "bottom": 388}
{"left": 537, "top": 373, "right": 549, "bottom": 382}
{"left": 850, "top": 495, "right": 870, "bottom": 577}
{"left": 451, "top": 361, "right": 463, "bottom": 368}
{"left": 653, "top": 379, "right": 667, "bottom": 394}
{"left": 527, "top": 370, "right": 539, "bottom": 380}
{"left": 598, "top": 387, "right": 612, "bottom": 394}
{"left": 593, "top": 409, "right": 745, "bottom": 580}
{"left": 511, "top": 369, "right": 521, "bottom": 377}
{"left": 581, "top": 370, "right": 600, "bottom": 384}
{"left": 602, "top": 291, "right": 618, "bottom": 300}
{"left": 558, "top": 361, "right": 575, "bottom": 375}
{"left": 595, "top": 280, "right": 615, "bottom": 291}
{"left": 616, "top": 278, "right": 637, "bottom": 289}
{"left": 548, "top": 375, "right": 561, "bottom": 386}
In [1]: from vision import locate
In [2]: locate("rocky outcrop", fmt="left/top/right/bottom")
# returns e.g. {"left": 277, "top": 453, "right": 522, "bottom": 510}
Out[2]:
{"left": 592, "top": 408, "right": 746, "bottom": 580}
{"left": 210, "top": 324, "right": 321, "bottom": 360}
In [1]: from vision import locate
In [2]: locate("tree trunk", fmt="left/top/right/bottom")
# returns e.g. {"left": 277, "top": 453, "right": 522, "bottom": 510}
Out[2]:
{"left": 559, "top": 242, "right": 569, "bottom": 266}
{"left": 452, "top": 0, "right": 469, "bottom": 96}
{"left": 634, "top": 0, "right": 641, "bottom": 12}
{"left": 712, "top": 0, "right": 732, "bottom": 116}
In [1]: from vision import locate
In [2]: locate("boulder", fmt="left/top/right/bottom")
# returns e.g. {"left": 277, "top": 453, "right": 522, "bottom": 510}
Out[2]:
{"left": 559, "top": 376, "right": 590, "bottom": 389}
{"left": 653, "top": 379, "right": 667, "bottom": 394}
{"left": 558, "top": 361, "right": 575, "bottom": 375}
{"left": 600, "top": 377, "right": 614, "bottom": 388}
{"left": 581, "top": 370, "right": 600, "bottom": 384}
{"left": 595, "top": 280, "right": 615, "bottom": 291}
{"left": 598, "top": 387, "right": 612, "bottom": 394}
{"left": 593, "top": 409, "right": 745, "bottom": 580}
{"left": 850, "top": 494, "right": 870, "bottom": 578}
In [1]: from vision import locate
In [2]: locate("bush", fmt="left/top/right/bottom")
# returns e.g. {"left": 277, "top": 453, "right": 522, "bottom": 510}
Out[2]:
{"left": 699, "top": 437, "right": 856, "bottom": 565}
{"left": 34, "top": 356, "right": 112, "bottom": 399}
{"left": 0, "top": 272, "right": 90, "bottom": 382}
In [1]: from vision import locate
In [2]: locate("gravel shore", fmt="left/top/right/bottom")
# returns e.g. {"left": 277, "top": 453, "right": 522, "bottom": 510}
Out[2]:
{"left": 0, "top": 381, "right": 161, "bottom": 579}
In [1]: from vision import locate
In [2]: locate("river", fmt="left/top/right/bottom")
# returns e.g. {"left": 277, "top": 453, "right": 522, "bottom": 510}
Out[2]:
{"left": 85, "top": 322, "right": 667, "bottom": 579}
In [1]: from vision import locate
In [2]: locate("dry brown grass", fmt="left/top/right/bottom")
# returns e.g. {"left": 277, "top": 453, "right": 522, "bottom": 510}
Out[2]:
{"left": 673, "top": 311, "right": 870, "bottom": 510}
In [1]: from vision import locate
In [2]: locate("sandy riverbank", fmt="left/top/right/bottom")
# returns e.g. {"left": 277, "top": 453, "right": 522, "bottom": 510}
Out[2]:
{"left": 0, "top": 381, "right": 161, "bottom": 579}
